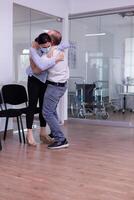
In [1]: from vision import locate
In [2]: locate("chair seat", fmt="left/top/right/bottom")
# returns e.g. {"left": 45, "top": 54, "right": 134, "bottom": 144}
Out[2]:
{"left": 35, "top": 107, "right": 40, "bottom": 113}
{"left": 0, "top": 109, "right": 22, "bottom": 117}
{"left": 20, "top": 107, "right": 28, "bottom": 114}
{"left": 20, "top": 106, "right": 40, "bottom": 114}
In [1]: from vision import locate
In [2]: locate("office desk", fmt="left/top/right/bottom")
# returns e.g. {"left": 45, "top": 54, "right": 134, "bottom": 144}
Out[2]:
{"left": 123, "top": 83, "right": 134, "bottom": 93}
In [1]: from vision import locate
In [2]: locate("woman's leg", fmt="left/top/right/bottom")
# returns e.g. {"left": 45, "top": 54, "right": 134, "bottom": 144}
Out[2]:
{"left": 38, "top": 82, "right": 47, "bottom": 128}
{"left": 26, "top": 76, "right": 41, "bottom": 145}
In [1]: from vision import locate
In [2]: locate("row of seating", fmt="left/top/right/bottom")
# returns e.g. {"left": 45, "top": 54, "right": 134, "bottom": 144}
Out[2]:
{"left": 0, "top": 84, "right": 39, "bottom": 151}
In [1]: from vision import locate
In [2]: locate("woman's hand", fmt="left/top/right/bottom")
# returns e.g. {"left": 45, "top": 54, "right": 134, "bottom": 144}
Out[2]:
{"left": 31, "top": 41, "right": 40, "bottom": 49}
{"left": 46, "top": 46, "right": 64, "bottom": 63}
{"left": 55, "top": 52, "right": 64, "bottom": 63}
{"left": 47, "top": 46, "right": 55, "bottom": 58}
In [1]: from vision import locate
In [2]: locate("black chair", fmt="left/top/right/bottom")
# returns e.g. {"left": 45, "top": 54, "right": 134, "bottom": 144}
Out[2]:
{"left": 0, "top": 84, "right": 28, "bottom": 143}
{"left": 0, "top": 94, "right": 3, "bottom": 150}
{"left": 0, "top": 140, "right": 2, "bottom": 151}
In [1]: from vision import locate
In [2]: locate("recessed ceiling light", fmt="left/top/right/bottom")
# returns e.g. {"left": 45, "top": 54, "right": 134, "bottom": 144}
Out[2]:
{"left": 85, "top": 32, "right": 106, "bottom": 37}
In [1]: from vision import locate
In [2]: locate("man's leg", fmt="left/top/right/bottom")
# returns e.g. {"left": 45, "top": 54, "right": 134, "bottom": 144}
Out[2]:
{"left": 42, "top": 84, "right": 68, "bottom": 148}
{"left": 38, "top": 81, "right": 53, "bottom": 143}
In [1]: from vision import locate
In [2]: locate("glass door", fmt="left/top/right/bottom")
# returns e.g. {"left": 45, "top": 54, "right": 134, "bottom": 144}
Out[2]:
{"left": 69, "top": 12, "right": 134, "bottom": 124}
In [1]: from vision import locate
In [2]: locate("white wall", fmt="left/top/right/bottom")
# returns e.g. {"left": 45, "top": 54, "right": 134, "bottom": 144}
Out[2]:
{"left": 69, "top": 0, "right": 134, "bottom": 14}
{"left": 0, "top": 0, "right": 13, "bottom": 131}
{"left": 0, "top": 0, "right": 13, "bottom": 84}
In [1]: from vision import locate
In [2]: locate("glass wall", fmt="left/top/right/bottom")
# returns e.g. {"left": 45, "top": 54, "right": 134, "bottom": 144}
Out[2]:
{"left": 13, "top": 3, "right": 62, "bottom": 83}
{"left": 68, "top": 12, "right": 134, "bottom": 124}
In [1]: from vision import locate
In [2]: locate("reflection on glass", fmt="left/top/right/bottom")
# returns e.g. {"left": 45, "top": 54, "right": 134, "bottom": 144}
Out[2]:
{"left": 69, "top": 13, "right": 134, "bottom": 124}
{"left": 13, "top": 3, "right": 62, "bottom": 83}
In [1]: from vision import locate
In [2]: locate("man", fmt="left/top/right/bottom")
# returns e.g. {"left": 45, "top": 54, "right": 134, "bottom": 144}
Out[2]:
{"left": 30, "top": 30, "right": 69, "bottom": 149}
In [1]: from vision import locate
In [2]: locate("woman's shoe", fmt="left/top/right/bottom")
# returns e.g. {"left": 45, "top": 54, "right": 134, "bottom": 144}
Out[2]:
{"left": 40, "top": 134, "right": 54, "bottom": 144}
{"left": 26, "top": 135, "right": 37, "bottom": 147}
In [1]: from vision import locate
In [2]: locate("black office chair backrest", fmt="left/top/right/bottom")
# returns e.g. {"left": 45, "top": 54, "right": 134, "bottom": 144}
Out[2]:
{"left": 1, "top": 84, "right": 28, "bottom": 108}
{"left": 0, "top": 92, "right": 3, "bottom": 110}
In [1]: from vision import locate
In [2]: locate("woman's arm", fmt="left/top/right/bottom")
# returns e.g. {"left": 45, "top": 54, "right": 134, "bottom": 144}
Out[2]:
{"left": 30, "top": 47, "right": 56, "bottom": 71}
{"left": 30, "top": 58, "right": 42, "bottom": 74}
{"left": 30, "top": 47, "right": 64, "bottom": 71}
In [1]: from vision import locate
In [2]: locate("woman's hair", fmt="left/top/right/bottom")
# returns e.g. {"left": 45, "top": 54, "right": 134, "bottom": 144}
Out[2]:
{"left": 35, "top": 33, "right": 51, "bottom": 44}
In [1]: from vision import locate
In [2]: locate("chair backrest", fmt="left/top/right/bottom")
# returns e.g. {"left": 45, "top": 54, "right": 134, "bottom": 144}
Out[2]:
{"left": 0, "top": 92, "right": 3, "bottom": 110}
{"left": 1, "top": 84, "right": 28, "bottom": 107}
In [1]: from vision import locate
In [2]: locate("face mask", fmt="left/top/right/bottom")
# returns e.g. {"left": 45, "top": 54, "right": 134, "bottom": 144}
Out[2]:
{"left": 40, "top": 46, "right": 51, "bottom": 54}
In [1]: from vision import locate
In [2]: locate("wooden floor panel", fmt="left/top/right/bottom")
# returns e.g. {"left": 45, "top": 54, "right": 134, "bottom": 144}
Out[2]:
{"left": 1, "top": 120, "right": 134, "bottom": 200}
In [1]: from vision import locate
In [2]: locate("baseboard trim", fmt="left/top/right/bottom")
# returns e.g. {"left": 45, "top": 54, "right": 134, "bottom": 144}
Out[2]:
{"left": 68, "top": 118, "right": 134, "bottom": 128}
{"left": 0, "top": 129, "right": 13, "bottom": 135}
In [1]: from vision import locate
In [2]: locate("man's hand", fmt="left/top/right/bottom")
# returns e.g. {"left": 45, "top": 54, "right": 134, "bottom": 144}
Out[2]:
{"left": 30, "top": 58, "right": 42, "bottom": 74}
{"left": 31, "top": 41, "right": 40, "bottom": 49}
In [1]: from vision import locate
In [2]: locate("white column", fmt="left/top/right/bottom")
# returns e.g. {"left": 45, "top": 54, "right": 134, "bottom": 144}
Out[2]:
{"left": 0, "top": 0, "right": 13, "bottom": 131}
{"left": 57, "top": 14, "right": 69, "bottom": 123}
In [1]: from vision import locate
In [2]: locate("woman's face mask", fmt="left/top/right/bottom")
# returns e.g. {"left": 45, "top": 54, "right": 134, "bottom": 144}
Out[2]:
{"left": 40, "top": 41, "right": 51, "bottom": 54}
{"left": 40, "top": 46, "right": 51, "bottom": 54}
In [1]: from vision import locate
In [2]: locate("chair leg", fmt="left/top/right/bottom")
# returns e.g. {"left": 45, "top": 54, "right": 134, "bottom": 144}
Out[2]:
{"left": 16, "top": 116, "right": 22, "bottom": 143}
{"left": 19, "top": 116, "right": 25, "bottom": 144}
{"left": 3, "top": 117, "right": 9, "bottom": 140}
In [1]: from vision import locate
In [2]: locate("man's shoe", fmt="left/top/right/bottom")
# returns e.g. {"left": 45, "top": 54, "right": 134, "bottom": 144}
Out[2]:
{"left": 48, "top": 139, "right": 69, "bottom": 149}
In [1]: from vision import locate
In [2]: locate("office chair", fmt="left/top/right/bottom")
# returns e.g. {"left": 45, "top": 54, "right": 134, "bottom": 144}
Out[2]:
{"left": 0, "top": 84, "right": 28, "bottom": 143}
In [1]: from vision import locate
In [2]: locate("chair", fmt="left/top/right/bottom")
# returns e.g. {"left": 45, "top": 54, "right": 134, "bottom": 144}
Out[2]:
{"left": 0, "top": 94, "right": 3, "bottom": 150}
{"left": 1, "top": 84, "right": 40, "bottom": 144}
{"left": 0, "top": 140, "right": 2, "bottom": 151}
{"left": 0, "top": 84, "right": 28, "bottom": 143}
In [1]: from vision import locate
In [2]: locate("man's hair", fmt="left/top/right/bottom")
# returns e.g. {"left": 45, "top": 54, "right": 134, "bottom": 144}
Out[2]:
{"left": 35, "top": 33, "right": 51, "bottom": 44}
{"left": 48, "top": 30, "right": 62, "bottom": 46}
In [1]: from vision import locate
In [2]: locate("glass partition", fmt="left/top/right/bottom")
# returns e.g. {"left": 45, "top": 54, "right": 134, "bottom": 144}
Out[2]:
{"left": 68, "top": 12, "right": 134, "bottom": 124}
{"left": 13, "top": 3, "right": 62, "bottom": 83}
